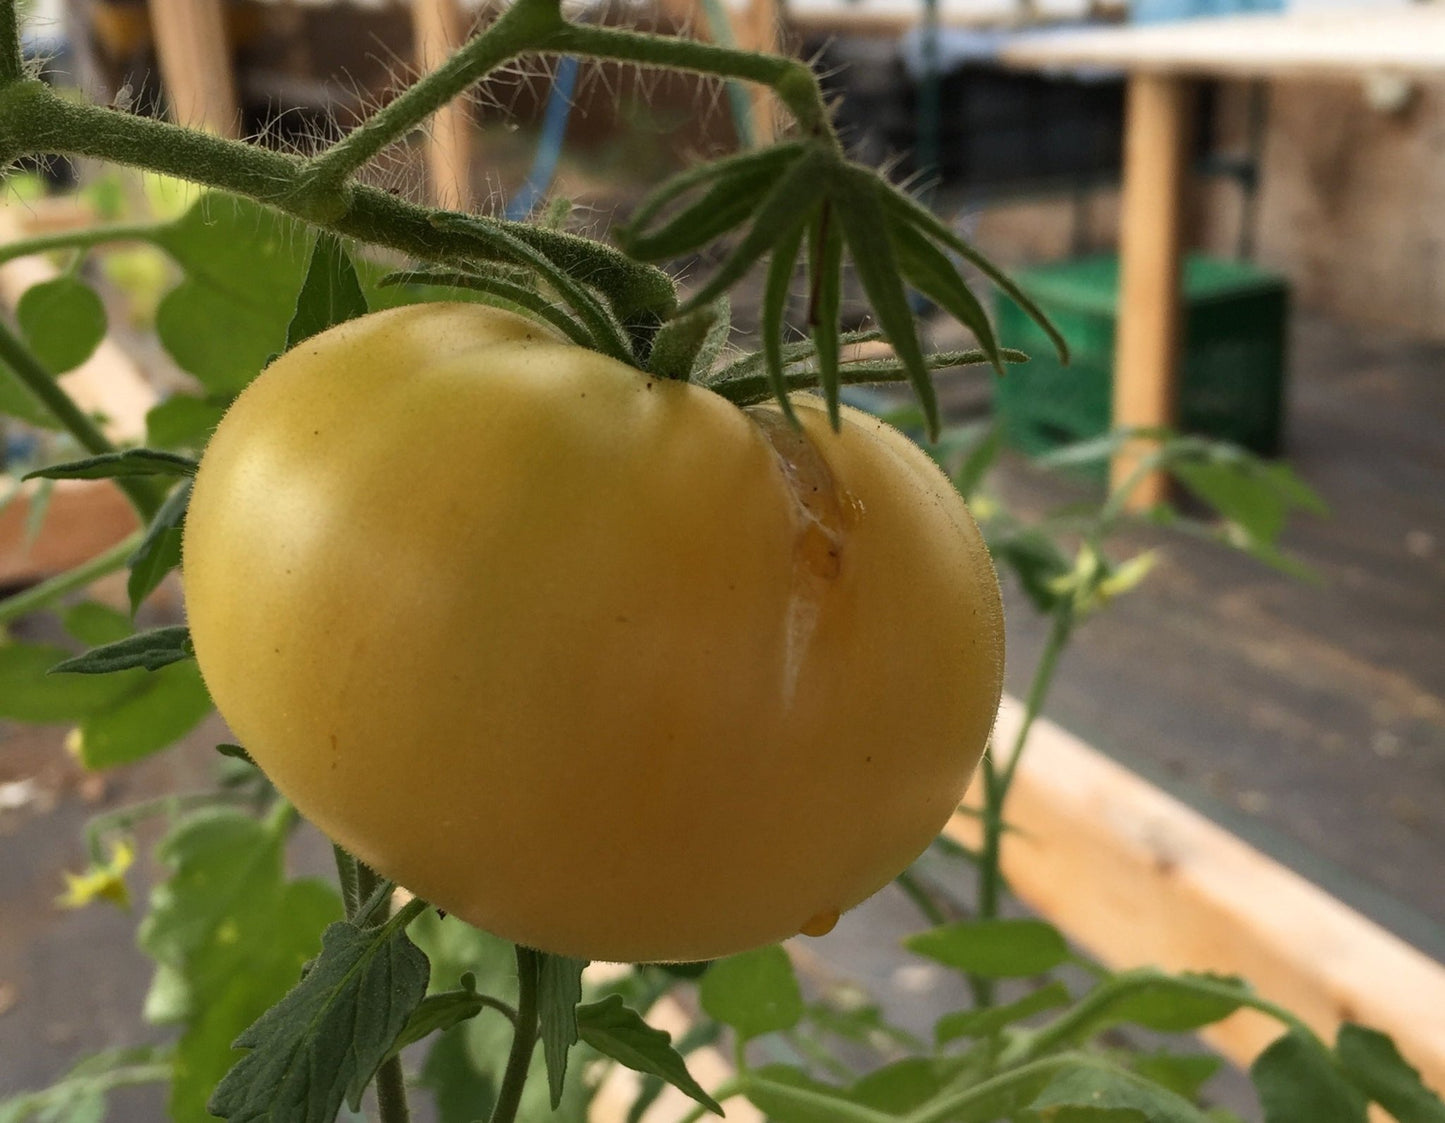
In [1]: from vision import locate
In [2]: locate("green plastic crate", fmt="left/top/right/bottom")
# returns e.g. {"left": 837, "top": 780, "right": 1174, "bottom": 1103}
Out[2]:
{"left": 993, "top": 253, "right": 1290, "bottom": 459}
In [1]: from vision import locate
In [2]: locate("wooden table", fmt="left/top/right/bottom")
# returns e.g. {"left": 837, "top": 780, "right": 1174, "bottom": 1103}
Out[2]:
{"left": 999, "top": 6, "right": 1445, "bottom": 503}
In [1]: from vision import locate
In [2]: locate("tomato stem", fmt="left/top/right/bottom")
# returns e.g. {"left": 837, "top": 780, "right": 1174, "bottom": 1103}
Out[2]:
{"left": 490, "top": 946, "right": 542, "bottom": 1123}
{"left": 0, "top": 531, "right": 141, "bottom": 627}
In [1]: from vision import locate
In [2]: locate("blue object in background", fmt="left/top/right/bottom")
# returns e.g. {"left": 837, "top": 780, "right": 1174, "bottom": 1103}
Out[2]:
{"left": 504, "top": 55, "right": 581, "bottom": 222}
{"left": 1131, "top": 0, "right": 1283, "bottom": 23}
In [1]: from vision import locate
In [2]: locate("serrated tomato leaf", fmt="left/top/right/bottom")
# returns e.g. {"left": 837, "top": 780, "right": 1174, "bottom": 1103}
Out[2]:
{"left": 1251, "top": 1030, "right": 1368, "bottom": 1123}
{"left": 576, "top": 995, "right": 722, "bottom": 1115}
{"left": 286, "top": 233, "right": 368, "bottom": 350}
{"left": 208, "top": 918, "right": 431, "bottom": 1123}
{"left": 936, "top": 981, "right": 1072, "bottom": 1044}
{"left": 1030, "top": 1059, "right": 1216, "bottom": 1123}
{"left": 1335, "top": 1025, "right": 1445, "bottom": 1123}
{"left": 538, "top": 952, "right": 587, "bottom": 1109}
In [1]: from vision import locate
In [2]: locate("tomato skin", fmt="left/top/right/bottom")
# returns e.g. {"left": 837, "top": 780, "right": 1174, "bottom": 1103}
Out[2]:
{"left": 183, "top": 302, "right": 1003, "bottom": 962}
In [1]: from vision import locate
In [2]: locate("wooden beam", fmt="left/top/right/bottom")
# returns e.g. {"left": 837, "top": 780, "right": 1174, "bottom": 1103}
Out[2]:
{"left": 412, "top": 0, "right": 474, "bottom": 211}
{"left": 951, "top": 698, "right": 1445, "bottom": 1094}
{"left": 1111, "top": 73, "right": 1192, "bottom": 506}
{"left": 148, "top": 0, "right": 240, "bottom": 138}
{"left": 736, "top": 0, "right": 781, "bottom": 145}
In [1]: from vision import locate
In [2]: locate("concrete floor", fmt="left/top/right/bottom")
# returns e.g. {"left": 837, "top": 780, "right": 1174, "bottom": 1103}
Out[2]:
{"left": 0, "top": 313, "right": 1440, "bottom": 1117}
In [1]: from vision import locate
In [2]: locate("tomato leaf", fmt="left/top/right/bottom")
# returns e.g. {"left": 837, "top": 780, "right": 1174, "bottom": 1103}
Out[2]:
{"left": 889, "top": 215, "right": 1005, "bottom": 376}
{"left": 381, "top": 268, "right": 596, "bottom": 350}
{"left": 23, "top": 448, "right": 198, "bottom": 481}
{"left": 935, "top": 981, "right": 1072, "bottom": 1044}
{"left": 834, "top": 170, "right": 939, "bottom": 439}
{"left": 73, "top": 658, "right": 213, "bottom": 768}
{"left": 905, "top": 918, "right": 1069, "bottom": 978}
{"left": 1251, "top": 1030, "right": 1368, "bottom": 1123}
{"left": 286, "top": 232, "right": 368, "bottom": 350}
{"left": 0, "top": 1046, "right": 169, "bottom": 1123}
{"left": 140, "top": 809, "right": 343, "bottom": 1123}
{"left": 699, "top": 944, "right": 803, "bottom": 1039}
{"left": 49, "top": 625, "right": 194, "bottom": 675}
{"left": 208, "top": 916, "right": 430, "bottom": 1123}
{"left": 146, "top": 394, "right": 230, "bottom": 452}
{"left": 576, "top": 995, "right": 723, "bottom": 1116}
{"left": 1334, "top": 1025, "right": 1445, "bottom": 1123}
{"left": 1128, "top": 1052, "right": 1223, "bottom": 1103}
{"left": 806, "top": 202, "right": 845, "bottom": 430}
{"left": 1089, "top": 972, "right": 1249, "bottom": 1034}
{"left": 743, "top": 1064, "right": 851, "bottom": 1123}
{"left": 154, "top": 194, "right": 312, "bottom": 394}
{"left": 761, "top": 216, "right": 808, "bottom": 428}
{"left": 62, "top": 601, "right": 133, "bottom": 647}
{"left": 0, "top": 641, "right": 139, "bottom": 722}
{"left": 127, "top": 479, "right": 190, "bottom": 613}
{"left": 1029, "top": 1058, "right": 1217, "bottom": 1123}
{"left": 537, "top": 952, "right": 588, "bottom": 1109}
{"left": 17, "top": 276, "right": 108, "bottom": 374}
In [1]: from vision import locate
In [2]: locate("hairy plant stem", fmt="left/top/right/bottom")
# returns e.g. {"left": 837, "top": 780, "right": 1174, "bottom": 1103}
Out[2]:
{"left": 0, "top": 530, "right": 140, "bottom": 626}
{"left": 0, "top": 221, "right": 169, "bottom": 268}
{"left": 0, "top": 1, "right": 20, "bottom": 86}
{"left": 973, "top": 605, "right": 1073, "bottom": 1006}
{"left": 333, "top": 845, "right": 362, "bottom": 917}
{"left": 491, "top": 946, "right": 541, "bottom": 1123}
{"left": 375, "top": 1055, "right": 413, "bottom": 1123}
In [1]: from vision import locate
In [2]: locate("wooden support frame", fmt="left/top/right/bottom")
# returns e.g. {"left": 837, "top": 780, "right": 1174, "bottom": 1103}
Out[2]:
{"left": 412, "top": 0, "right": 475, "bottom": 211}
{"left": 148, "top": 0, "right": 240, "bottom": 137}
{"left": 1111, "top": 73, "right": 1193, "bottom": 506}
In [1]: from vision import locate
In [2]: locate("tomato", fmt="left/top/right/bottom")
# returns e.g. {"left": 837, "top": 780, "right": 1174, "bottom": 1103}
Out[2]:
{"left": 182, "top": 302, "right": 1004, "bottom": 963}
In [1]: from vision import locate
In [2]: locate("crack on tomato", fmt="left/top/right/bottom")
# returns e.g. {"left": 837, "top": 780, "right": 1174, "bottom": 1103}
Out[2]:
{"left": 747, "top": 408, "right": 854, "bottom": 709}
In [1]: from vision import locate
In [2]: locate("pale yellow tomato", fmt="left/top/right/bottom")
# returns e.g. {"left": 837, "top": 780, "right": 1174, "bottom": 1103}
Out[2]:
{"left": 182, "top": 301, "right": 1003, "bottom": 962}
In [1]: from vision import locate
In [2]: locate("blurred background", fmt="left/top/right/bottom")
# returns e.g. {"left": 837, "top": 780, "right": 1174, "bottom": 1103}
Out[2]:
{"left": 3, "top": 0, "right": 1443, "bottom": 1118}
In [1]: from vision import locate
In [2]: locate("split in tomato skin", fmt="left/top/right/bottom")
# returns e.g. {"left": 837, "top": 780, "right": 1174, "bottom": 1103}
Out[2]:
{"left": 182, "top": 302, "right": 1004, "bottom": 963}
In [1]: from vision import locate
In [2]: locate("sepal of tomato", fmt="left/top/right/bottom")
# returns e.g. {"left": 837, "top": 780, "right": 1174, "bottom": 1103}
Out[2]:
{"left": 182, "top": 303, "right": 1003, "bottom": 963}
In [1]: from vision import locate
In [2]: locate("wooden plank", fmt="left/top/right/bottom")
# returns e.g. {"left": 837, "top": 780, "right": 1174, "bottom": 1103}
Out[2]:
{"left": 949, "top": 697, "right": 1445, "bottom": 1094}
{"left": 1111, "top": 73, "right": 1191, "bottom": 506}
{"left": 412, "top": 0, "right": 474, "bottom": 211}
{"left": 736, "top": 0, "right": 781, "bottom": 145}
{"left": 148, "top": 0, "right": 240, "bottom": 137}
{"left": 0, "top": 479, "right": 139, "bottom": 588}
{"left": 999, "top": 7, "right": 1445, "bottom": 80}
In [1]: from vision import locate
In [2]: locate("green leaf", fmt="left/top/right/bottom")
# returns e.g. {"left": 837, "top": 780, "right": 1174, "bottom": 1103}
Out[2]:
{"left": 0, "top": 347, "right": 60, "bottom": 428}
{"left": 0, "top": 1047, "right": 169, "bottom": 1123}
{"left": 1128, "top": 1053, "right": 1223, "bottom": 1103}
{"left": 49, "top": 626, "right": 193, "bottom": 674}
{"left": 761, "top": 216, "right": 809, "bottom": 427}
{"left": 286, "top": 232, "right": 368, "bottom": 350}
{"left": 876, "top": 184, "right": 1070, "bottom": 364}
{"left": 389, "top": 985, "right": 507, "bottom": 1059}
{"left": 146, "top": 394, "right": 229, "bottom": 452}
{"left": 576, "top": 994, "right": 723, "bottom": 1115}
{"left": 1335, "top": 1025, "right": 1445, "bottom": 1123}
{"left": 154, "top": 194, "right": 312, "bottom": 393}
{"left": 208, "top": 916, "right": 431, "bottom": 1123}
{"left": 744, "top": 1065, "right": 856, "bottom": 1123}
{"left": 834, "top": 170, "right": 939, "bottom": 440}
{"left": 807, "top": 202, "right": 845, "bottom": 430}
{"left": 539, "top": 953, "right": 588, "bottom": 1109}
{"left": 699, "top": 944, "right": 803, "bottom": 1039}
{"left": 619, "top": 143, "right": 806, "bottom": 261}
{"left": 889, "top": 216, "right": 1005, "bottom": 376}
{"left": 139, "top": 809, "right": 343, "bottom": 1123}
{"left": 17, "top": 276, "right": 107, "bottom": 373}
{"left": 936, "top": 981, "right": 1072, "bottom": 1044}
{"left": 905, "top": 918, "right": 1070, "bottom": 978}
{"left": 128, "top": 480, "right": 191, "bottom": 613}
{"left": 988, "top": 528, "right": 1074, "bottom": 614}
{"left": 677, "top": 148, "right": 829, "bottom": 316}
{"left": 73, "top": 658, "right": 213, "bottom": 768}
{"left": 62, "top": 601, "right": 132, "bottom": 647}
{"left": 849, "top": 1057, "right": 949, "bottom": 1113}
{"left": 418, "top": 1026, "right": 496, "bottom": 1123}
{"left": 0, "top": 641, "right": 138, "bottom": 722}
{"left": 1092, "top": 973, "right": 1249, "bottom": 1034}
{"left": 1030, "top": 1059, "right": 1217, "bottom": 1122}
{"left": 1171, "top": 456, "right": 1325, "bottom": 550}
{"left": 647, "top": 302, "right": 724, "bottom": 381}
{"left": 1252, "top": 1030, "right": 1368, "bottom": 1123}
{"left": 23, "top": 448, "right": 198, "bottom": 481}
{"left": 504, "top": 220, "right": 678, "bottom": 323}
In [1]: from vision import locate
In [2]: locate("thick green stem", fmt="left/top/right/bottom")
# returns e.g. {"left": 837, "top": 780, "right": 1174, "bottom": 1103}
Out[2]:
{"left": 375, "top": 1054, "right": 412, "bottom": 1123}
{"left": 0, "top": 0, "right": 22, "bottom": 87}
{"left": 0, "top": 530, "right": 140, "bottom": 626}
{"left": 333, "top": 845, "right": 362, "bottom": 918}
{"left": 901, "top": 1054, "right": 1085, "bottom": 1123}
{"left": 894, "top": 868, "right": 948, "bottom": 928}
{"left": 490, "top": 946, "right": 541, "bottom": 1123}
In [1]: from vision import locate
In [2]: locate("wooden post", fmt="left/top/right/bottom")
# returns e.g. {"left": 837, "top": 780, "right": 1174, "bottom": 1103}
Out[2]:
{"left": 737, "top": 0, "right": 780, "bottom": 145}
{"left": 148, "top": 0, "right": 240, "bottom": 138}
{"left": 1112, "top": 73, "right": 1193, "bottom": 506}
{"left": 412, "top": 0, "right": 474, "bottom": 211}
